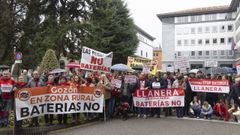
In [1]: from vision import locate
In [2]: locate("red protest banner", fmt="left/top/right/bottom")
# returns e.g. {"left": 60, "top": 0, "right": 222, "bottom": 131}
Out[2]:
{"left": 133, "top": 88, "right": 184, "bottom": 108}
{"left": 188, "top": 79, "right": 230, "bottom": 93}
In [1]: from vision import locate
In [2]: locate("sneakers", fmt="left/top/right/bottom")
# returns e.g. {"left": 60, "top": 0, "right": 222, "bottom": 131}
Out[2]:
{"left": 143, "top": 115, "right": 147, "bottom": 119}
{"left": 137, "top": 114, "right": 141, "bottom": 118}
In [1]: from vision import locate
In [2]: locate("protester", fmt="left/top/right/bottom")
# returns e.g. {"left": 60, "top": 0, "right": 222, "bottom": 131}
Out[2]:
{"left": 13, "top": 75, "right": 28, "bottom": 128}
{"left": 136, "top": 73, "right": 149, "bottom": 119}
{"left": 190, "top": 96, "right": 201, "bottom": 118}
{"left": 228, "top": 103, "right": 239, "bottom": 122}
{"left": 213, "top": 99, "right": 229, "bottom": 121}
{"left": 97, "top": 74, "right": 112, "bottom": 119}
{"left": 21, "top": 69, "right": 31, "bottom": 83}
{"left": 0, "top": 70, "right": 15, "bottom": 127}
{"left": 201, "top": 101, "right": 213, "bottom": 119}
{"left": 173, "top": 75, "right": 184, "bottom": 118}
{"left": 69, "top": 75, "right": 82, "bottom": 124}
{"left": 229, "top": 77, "right": 240, "bottom": 108}
{"left": 57, "top": 76, "right": 69, "bottom": 125}
{"left": 27, "top": 71, "right": 42, "bottom": 127}
{"left": 149, "top": 72, "right": 165, "bottom": 118}
{"left": 164, "top": 72, "right": 174, "bottom": 117}
{"left": 44, "top": 74, "right": 55, "bottom": 126}
{"left": 184, "top": 74, "right": 194, "bottom": 116}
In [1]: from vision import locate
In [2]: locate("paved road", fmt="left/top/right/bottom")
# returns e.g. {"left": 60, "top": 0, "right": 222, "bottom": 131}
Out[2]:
{"left": 50, "top": 117, "right": 240, "bottom": 135}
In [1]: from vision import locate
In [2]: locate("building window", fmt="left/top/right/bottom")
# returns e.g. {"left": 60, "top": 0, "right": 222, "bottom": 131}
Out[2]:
{"left": 211, "top": 14, "right": 217, "bottom": 20}
{"left": 198, "top": 51, "right": 202, "bottom": 56}
{"left": 141, "top": 50, "right": 143, "bottom": 56}
{"left": 228, "top": 37, "right": 232, "bottom": 44}
{"left": 220, "top": 50, "right": 225, "bottom": 56}
{"left": 205, "top": 14, "right": 211, "bottom": 21}
{"left": 205, "top": 39, "right": 210, "bottom": 45}
{"left": 191, "top": 51, "right": 195, "bottom": 56}
{"left": 213, "top": 38, "right": 217, "bottom": 44}
{"left": 228, "top": 50, "right": 233, "bottom": 56}
{"left": 198, "top": 27, "right": 202, "bottom": 34}
{"left": 198, "top": 39, "right": 202, "bottom": 45}
{"left": 190, "top": 16, "right": 196, "bottom": 22}
{"left": 213, "top": 51, "right": 218, "bottom": 56}
{"left": 205, "top": 27, "right": 210, "bottom": 33}
{"left": 206, "top": 51, "right": 210, "bottom": 56}
{"left": 220, "top": 38, "right": 225, "bottom": 44}
{"left": 220, "top": 25, "right": 225, "bottom": 32}
{"left": 191, "top": 39, "right": 195, "bottom": 45}
{"left": 178, "top": 52, "right": 181, "bottom": 56}
{"left": 212, "top": 26, "right": 218, "bottom": 33}
{"left": 146, "top": 52, "right": 148, "bottom": 57}
{"left": 228, "top": 25, "right": 233, "bottom": 31}
{"left": 191, "top": 28, "right": 195, "bottom": 34}
{"left": 197, "top": 15, "right": 202, "bottom": 21}
{"left": 177, "top": 40, "right": 182, "bottom": 46}
{"left": 184, "top": 39, "right": 189, "bottom": 46}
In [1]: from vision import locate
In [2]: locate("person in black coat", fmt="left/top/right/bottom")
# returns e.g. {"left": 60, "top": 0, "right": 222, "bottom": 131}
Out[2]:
{"left": 150, "top": 72, "right": 166, "bottom": 118}
{"left": 163, "top": 72, "right": 174, "bottom": 117}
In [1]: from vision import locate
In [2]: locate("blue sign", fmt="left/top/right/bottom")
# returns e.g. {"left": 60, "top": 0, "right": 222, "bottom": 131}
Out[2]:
{"left": 15, "top": 52, "right": 22, "bottom": 60}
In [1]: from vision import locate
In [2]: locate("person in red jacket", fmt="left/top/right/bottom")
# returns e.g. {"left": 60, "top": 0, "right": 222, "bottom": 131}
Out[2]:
{"left": 58, "top": 76, "right": 69, "bottom": 125}
{"left": 0, "top": 70, "right": 15, "bottom": 127}
{"left": 213, "top": 99, "right": 229, "bottom": 121}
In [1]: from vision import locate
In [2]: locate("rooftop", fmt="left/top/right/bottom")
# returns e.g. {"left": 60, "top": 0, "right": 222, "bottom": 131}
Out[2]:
{"left": 135, "top": 25, "right": 156, "bottom": 41}
{"left": 157, "top": 0, "right": 240, "bottom": 19}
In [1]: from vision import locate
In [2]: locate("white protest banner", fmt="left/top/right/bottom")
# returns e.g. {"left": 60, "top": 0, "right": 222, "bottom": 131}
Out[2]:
{"left": 15, "top": 86, "right": 104, "bottom": 120}
{"left": 189, "top": 79, "right": 230, "bottom": 93}
{"left": 133, "top": 88, "right": 185, "bottom": 108}
{"left": 111, "top": 79, "right": 122, "bottom": 88}
{"left": 80, "top": 46, "right": 113, "bottom": 73}
{"left": 124, "top": 75, "right": 137, "bottom": 83}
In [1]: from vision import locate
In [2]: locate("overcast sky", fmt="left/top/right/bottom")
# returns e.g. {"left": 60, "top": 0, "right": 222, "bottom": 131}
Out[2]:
{"left": 125, "top": 0, "right": 232, "bottom": 47}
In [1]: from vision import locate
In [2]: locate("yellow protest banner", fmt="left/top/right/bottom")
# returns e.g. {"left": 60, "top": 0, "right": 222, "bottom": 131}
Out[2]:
{"left": 127, "top": 56, "right": 158, "bottom": 75}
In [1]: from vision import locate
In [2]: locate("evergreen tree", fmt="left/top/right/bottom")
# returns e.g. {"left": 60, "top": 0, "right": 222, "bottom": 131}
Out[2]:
{"left": 83, "top": 0, "right": 138, "bottom": 64}
{"left": 39, "top": 49, "right": 60, "bottom": 73}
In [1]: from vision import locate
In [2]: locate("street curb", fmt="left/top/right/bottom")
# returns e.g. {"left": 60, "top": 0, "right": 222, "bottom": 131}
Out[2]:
{"left": 167, "top": 116, "right": 240, "bottom": 125}
{"left": 48, "top": 121, "right": 102, "bottom": 134}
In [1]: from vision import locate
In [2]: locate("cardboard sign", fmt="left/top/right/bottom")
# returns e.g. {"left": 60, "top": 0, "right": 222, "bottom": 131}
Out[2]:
{"left": 80, "top": 46, "right": 113, "bottom": 73}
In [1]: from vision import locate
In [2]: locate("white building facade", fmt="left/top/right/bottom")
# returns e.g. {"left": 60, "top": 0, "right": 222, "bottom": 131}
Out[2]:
{"left": 135, "top": 26, "right": 155, "bottom": 59}
{"left": 158, "top": 0, "right": 240, "bottom": 71}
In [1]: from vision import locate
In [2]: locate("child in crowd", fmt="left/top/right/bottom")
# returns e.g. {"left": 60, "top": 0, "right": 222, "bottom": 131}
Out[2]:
{"left": 201, "top": 101, "right": 213, "bottom": 119}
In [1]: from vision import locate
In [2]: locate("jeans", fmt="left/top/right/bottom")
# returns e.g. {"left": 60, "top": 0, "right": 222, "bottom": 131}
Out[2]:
{"left": 109, "top": 97, "right": 116, "bottom": 117}
{"left": 138, "top": 108, "right": 146, "bottom": 116}
{"left": 58, "top": 114, "right": 68, "bottom": 124}
{"left": 44, "top": 114, "right": 54, "bottom": 125}
{"left": 193, "top": 108, "right": 201, "bottom": 117}
{"left": 30, "top": 117, "right": 39, "bottom": 127}
{"left": 151, "top": 108, "right": 161, "bottom": 116}
{"left": 176, "top": 107, "right": 184, "bottom": 118}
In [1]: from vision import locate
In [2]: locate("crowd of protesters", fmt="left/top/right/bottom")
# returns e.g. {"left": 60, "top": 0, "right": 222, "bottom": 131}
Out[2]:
{"left": 0, "top": 68, "right": 240, "bottom": 128}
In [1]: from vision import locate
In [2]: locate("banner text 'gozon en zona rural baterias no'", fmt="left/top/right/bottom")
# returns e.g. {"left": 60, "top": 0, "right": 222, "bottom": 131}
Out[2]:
{"left": 15, "top": 86, "right": 104, "bottom": 120}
